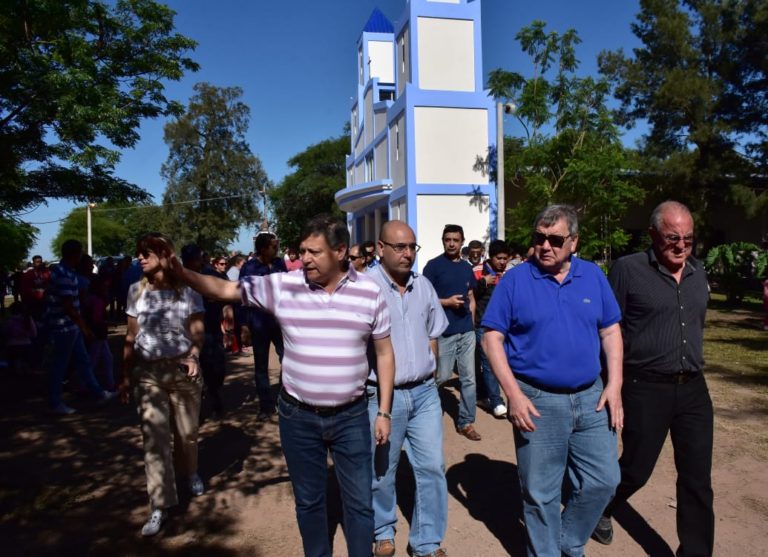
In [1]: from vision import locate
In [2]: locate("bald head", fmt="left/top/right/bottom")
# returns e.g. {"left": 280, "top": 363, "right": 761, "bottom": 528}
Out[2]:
{"left": 378, "top": 220, "right": 418, "bottom": 284}
{"left": 380, "top": 220, "right": 415, "bottom": 242}
{"left": 650, "top": 200, "right": 692, "bottom": 231}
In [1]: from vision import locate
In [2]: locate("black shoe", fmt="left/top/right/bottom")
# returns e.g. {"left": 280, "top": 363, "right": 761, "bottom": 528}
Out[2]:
{"left": 591, "top": 514, "right": 613, "bottom": 545}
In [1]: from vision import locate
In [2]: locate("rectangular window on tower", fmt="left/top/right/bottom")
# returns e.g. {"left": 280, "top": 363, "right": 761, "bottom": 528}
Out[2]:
{"left": 400, "top": 37, "right": 406, "bottom": 73}
{"left": 365, "top": 153, "right": 373, "bottom": 182}
{"left": 395, "top": 123, "right": 400, "bottom": 161}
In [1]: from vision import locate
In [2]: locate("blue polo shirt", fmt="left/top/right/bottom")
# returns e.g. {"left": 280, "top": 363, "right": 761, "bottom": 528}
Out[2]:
{"left": 423, "top": 253, "right": 477, "bottom": 336}
{"left": 481, "top": 257, "right": 621, "bottom": 389}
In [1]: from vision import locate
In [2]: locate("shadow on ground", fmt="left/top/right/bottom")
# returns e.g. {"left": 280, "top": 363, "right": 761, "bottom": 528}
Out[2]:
{"left": 446, "top": 453, "right": 526, "bottom": 556}
{"left": 0, "top": 331, "right": 285, "bottom": 557}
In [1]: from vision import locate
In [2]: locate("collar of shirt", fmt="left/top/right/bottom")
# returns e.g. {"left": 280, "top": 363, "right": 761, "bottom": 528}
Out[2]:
{"left": 305, "top": 265, "right": 359, "bottom": 292}
{"left": 371, "top": 264, "right": 415, "bottom": 293}
{"left": 647, "top": 248, "right": 698, "bottom": 279}
{"left": 528, "top": 256, "right": 584, "bottom": 282}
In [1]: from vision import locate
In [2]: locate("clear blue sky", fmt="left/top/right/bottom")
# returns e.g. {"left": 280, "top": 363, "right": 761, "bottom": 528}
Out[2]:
{"left": 25, "top": 0, "right": 641, "bottom": 261}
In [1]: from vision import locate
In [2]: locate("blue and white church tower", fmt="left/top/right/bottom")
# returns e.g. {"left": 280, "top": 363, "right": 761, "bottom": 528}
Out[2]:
{"left": 335, "top": 0, "right": 498, "bottom": 270}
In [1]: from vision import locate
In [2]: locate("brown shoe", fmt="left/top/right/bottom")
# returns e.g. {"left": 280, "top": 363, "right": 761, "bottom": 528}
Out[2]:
{"left": 457, "top": 424, "right": 481, "bottom": 441}
{"left": 415, "top": 549, "right": 447, "bottom": 557}
{"left": 374, "top": 538, "right": 396, "bottom": 557}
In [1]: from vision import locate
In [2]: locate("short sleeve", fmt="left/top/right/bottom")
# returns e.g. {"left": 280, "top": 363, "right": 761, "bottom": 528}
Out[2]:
{"left": 240, "top": 273, "right": 281, "bottom": 313}
{"left": 480, "top": 273, "right": 514, "bottom": 333}
{"left": 187, "top": 288, "right": 204, "bottom": 314}
{"left": 125, "top": 282, "right": 141, "bottom": 318}
{"left": 370, "top": 288, "right": 391, "bottom": 340}
{"left": 597, "top": 269, "right": 621, "bottom": 329}
{"left": 424, "top": 280, "right": 449, "bottom": 339}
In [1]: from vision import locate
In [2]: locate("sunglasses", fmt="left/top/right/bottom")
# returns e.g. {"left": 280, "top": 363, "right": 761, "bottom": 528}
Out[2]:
{"left": 348, "top": 254, "right": 363, "bottom": 261}
{"left": 533, "top": 232, "right": 572, "bottom": 248}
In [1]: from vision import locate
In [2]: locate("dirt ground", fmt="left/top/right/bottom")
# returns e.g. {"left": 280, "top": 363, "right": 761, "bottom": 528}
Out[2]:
{"left": 0, "top": 307, "right": 766, "bottom": 556}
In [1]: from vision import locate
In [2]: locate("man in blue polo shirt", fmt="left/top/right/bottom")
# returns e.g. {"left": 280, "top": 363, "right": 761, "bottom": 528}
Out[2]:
{"left": 481, "top": 205, "right": 624, "bottom": 557}
{"left": 423, "top": 224, "right": 480, "bottom": 441}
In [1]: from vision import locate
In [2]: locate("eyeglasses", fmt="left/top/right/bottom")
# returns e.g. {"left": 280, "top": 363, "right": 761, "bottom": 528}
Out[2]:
{"left": 662, "top": 234, "right": 694, "bottom": 246}
{"left": 533, "top": 232, "right": 572, "bottom": 248}
{"left": 380, "top": 241, "right": 421, "bottom": 253}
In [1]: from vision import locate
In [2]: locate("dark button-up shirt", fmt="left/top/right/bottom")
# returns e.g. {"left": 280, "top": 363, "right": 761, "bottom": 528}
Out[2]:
{"left": 608, "top": 249, "right": 709, "bottom": 374}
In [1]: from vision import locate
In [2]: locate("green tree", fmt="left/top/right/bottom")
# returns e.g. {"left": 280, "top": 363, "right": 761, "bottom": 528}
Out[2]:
{"left": 0, "top": 217, "right": 37, "bottom": 269}
{"left": 598, "top": 0, "right": 768, "bottom": 231}
{"left": 269, "top": 134, "right": 348, "bottom": 249}
{"left": 161, "top": 83, "right": 269, "bottom": 253}
{"left": 51, "top": 205, "right": 129, "bottom": 257}
{"left": 0, "top": 0, "right": 198, "bottom": 217}
{"left": 488, "top": 21, "right": 644, "bottom": 259}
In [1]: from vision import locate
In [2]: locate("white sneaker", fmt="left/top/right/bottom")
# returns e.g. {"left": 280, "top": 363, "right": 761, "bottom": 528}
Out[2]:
{"left": 492, "top": 404, "right": 508, "bottom": 418}
{"left": 50, "top": 403, "right": 76, "bottom": 415}
{"left": 141, "top": 509, "right": 166, "bottom": 536}
{"left": 189, "top": 474, "right": 204, "bottom": 496}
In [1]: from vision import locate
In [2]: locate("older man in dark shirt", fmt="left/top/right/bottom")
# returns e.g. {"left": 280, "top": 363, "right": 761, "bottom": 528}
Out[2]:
{"left": 594, "top": 200, "right": 714, "bottom": 557}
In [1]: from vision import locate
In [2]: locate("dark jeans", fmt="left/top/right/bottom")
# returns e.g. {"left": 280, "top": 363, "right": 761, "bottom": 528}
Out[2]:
{"left": 250, "top": 322, "right": 283, "bottom": 412}
{"left": 278, "top": 395, "right": 373, "bottom": 557}
{"left": 607, "top": 373, "right": 714, "bottom": 557}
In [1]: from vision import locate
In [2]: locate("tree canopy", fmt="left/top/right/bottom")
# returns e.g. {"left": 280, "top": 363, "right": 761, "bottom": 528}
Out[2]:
{"left": 598, "top": 0, "right": 768, "bottom": 228}
{"left": 160, "top": 83, "right": 269, "bottom": 253}
{"left": 0, "top": 0, "right": 198, "bottom": 217}
{"left": 0, "top": 217, "right": 37, "bottom": 270}
{"left": 269, "top": 134, "right": 348, "bottom": 249}
{"left": 488, "top": 21, "right": 644, "bottom": 259}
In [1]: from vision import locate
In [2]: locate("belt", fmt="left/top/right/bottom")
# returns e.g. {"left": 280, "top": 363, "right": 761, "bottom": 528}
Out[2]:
{"left": 628, "top": 369, "right": 700, "bottom": 384}
{"left": 279, "top": 389, "right": 363, "bottom": 416}
{"left": 366, "top": 375, "right": 433, "bottom": 390}
{"left": 518, "top": 378, "right": 596, "bottom": 395}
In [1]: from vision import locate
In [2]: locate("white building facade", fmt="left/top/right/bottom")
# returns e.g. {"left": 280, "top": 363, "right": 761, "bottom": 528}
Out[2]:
{"left": 335, "top": 0, "right": 498, "bottom": 270}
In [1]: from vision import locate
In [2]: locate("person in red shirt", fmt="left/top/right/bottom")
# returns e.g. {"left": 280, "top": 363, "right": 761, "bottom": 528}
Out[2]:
{"left": 20, "top": 255, "right": 50, "bottom": 321}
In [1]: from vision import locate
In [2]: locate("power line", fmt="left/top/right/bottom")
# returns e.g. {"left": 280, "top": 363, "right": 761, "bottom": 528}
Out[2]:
{"left": 23, "top": 193, "right": 257, "bottom": 224}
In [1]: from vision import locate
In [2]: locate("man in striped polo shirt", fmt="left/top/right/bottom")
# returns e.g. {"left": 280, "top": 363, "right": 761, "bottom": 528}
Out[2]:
{"left": 47, "top": 239, "right": 116, "bottom": 414}
{"left": 172, "top": 214, "right": 395, "bottom": 557}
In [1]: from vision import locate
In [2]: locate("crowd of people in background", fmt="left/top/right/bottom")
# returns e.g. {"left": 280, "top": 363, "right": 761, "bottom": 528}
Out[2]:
{"left": 0, "top": 201, "right": 766, "bottom": 557}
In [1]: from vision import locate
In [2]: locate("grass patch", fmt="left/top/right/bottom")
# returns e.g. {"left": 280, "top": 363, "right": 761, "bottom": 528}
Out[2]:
{"left": 704, "top": 298, "right": 767, "bottom": 390}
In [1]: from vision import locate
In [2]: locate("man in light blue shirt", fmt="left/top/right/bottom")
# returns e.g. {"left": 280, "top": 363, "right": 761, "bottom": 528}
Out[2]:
{"left": 367, "top": 220, "right": 449, "bottom": 557}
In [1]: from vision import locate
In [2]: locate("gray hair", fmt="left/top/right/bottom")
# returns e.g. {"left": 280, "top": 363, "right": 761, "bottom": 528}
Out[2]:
{"left": 533, "top": 205, "right": 579, "bottom": 236}
{"left": 650, "top": 200, "right": 692, "bottom": 231}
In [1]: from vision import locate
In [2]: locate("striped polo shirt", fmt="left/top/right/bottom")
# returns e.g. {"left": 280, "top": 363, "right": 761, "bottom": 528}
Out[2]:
{"left": 241, "top": 267, "right": 391, "bottom": 406}
{"left": 46, "top": 262, "right": 80, "bottom": 333}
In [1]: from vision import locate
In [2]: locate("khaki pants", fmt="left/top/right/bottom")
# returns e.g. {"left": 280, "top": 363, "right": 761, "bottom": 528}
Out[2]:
{"left": 134, "top": 359, "right": 202, "bottom": 510}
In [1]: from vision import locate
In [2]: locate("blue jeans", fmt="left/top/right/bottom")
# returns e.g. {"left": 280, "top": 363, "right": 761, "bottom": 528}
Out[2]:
{"left": 48, "top": 329, "right": 103, "bottom": 408}
{"left": 514, "top": 378, "right": 619, "bottom": 557}
{"left": 278, "top": 395, "right": 373, "bottom": 557}
{"left": 475, "top": 328, "right": 503, "bottom": 408}
{"left": 367, "top": 380, "right": 447, "bottom": 554}
{"left": 436, "top": 331, "right": 476, "bottom": 429}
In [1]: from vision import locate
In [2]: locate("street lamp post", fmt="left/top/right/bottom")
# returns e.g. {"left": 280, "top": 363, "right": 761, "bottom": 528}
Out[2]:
{"left": 495, "top": 101, "right": 517, "bottom": 242}
{"left": 86, "top": 202, "right": 96, "bottom": 256}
